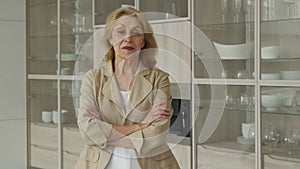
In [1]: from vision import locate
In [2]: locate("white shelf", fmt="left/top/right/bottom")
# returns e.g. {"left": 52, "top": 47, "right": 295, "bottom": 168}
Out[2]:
{"left": 28, "top": 74, "right": 84, "bottom": 80}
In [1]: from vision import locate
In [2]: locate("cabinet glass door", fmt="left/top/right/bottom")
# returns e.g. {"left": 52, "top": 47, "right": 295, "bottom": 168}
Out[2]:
{"left": 28, "top": 0, "right": 93, "bottom": 168}
{"left": 139, "top": 0, "right": 189, "bottom": 20}
{"left": 94, "top": 0, "right": 135, "bottom": 26}
{"left": 61, "top": 0, "right": 93, "bottom": 168}
{"left": 29, "top": 79, "right": 59, "bottom": 168}
{"left": 28, "top": 0, "right": 58, "bottom": 75}
{"left": 194, "top": 0, "right": 254, "bottom": 80}
{"left": 260, "top": 0, "right": 300, "bottom": 168}
{"left": 61, "top": 80, "right": 83, "bottom": 169}
{"left": 193, "top": 0, "right": 255, "bottom": 168}
{"left": 194, "top": 84, "right": 255, "bottom": 169}
{"left": 261, "top": 87, "right": 300, "bottom": 169}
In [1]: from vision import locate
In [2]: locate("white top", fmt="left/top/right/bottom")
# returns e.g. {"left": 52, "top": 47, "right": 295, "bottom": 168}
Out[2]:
{"left": 120, "top": 90, "right": 131, "bottom": 109}
{"left": 105, "top": 91, "right": 141, "bottom": 169}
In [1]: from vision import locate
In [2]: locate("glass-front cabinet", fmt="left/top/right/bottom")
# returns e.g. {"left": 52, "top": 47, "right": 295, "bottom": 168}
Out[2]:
{"left": 193, "top": 0, "right": 255, "bottom": 168}
{"left": 28, "top": 0, "right": 92, "bottom": 168}
{"left": 192, "top": 0, "right": 300, "bottom": 169}
{"left": 28, "top": 0, "right": 300, "bottom": 168}
{"left": 260, "top": 0, "right": 300, "bottom": 168}
{"left": 28, "top": 0, "right": 190, "bottom": 169}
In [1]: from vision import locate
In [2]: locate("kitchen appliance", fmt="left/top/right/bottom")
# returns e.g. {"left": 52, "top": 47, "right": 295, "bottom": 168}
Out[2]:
{"left": 170, "top": 99, "right": 191, "bottom": 137}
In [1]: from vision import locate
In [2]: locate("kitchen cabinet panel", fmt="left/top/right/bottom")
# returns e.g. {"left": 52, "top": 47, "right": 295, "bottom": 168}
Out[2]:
{"left": 0, "top": 21, "right": 26, "bottom": 120}
{"left": 0, "top": 119, "right": 26, "bottom": 168}
{"left": 0, "top": 0, "right": 26, "bottom": 21}
{"left": 152, "top": 21, "right": 191, "bottom": 84}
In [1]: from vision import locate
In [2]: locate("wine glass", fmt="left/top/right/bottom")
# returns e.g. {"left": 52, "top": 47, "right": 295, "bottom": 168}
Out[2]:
{"left": 282, "top": 0, "right": 296, "bottom": 18}
{"left": 263, "top": 125, "right": 280, "bottom": 153}
{"left": 221, "top": 0, "right": 229, "bottom": 23}
{"left": 282, "top": 128, "right": 299, "bottom": 155}
{"left": 225, "top": 92, "right": 236, "bottom": 109}
{"left": 231, "top": 0, "right": 243, "bottom": 22}
{"left": 243, "top": 0, "right": 254, "bottom": 22}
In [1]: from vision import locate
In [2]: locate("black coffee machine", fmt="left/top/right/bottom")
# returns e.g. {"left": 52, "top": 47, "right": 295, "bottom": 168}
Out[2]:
{"left": 169, "top": 99, "right": 190, "bottom": 137}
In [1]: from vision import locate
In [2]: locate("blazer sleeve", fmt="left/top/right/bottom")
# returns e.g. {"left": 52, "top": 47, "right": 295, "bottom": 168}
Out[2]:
{"left": 77, "top": 69, "right": 113, "bottom": 149}
{"left": 129, "top": 71, "right": 172, "bottom": 155}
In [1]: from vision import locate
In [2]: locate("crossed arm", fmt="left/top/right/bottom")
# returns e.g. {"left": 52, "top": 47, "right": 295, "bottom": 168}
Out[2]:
{"left": 88, "top": 100, "right": 171, "bottom": 148}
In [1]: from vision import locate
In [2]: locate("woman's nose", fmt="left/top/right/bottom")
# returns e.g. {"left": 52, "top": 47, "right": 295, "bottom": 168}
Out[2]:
{"left": 124, "top": 35, "right": 132, "bottom": 42}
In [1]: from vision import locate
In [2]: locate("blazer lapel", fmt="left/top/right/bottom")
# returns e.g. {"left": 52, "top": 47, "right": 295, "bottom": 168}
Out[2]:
{"left": 126, "top": 65, "right": 153, "bottom": 118}
{"left": 101, "top": 62, "right": 125, "bottom": 115}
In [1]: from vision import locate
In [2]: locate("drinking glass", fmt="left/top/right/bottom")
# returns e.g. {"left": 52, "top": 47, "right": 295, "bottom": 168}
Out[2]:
{"left": 282, "top": 128, "right": 299, "bottom": 155}
{"left": 231, "top": 0, "right": 243, "bottom": 22}
{"left": 283, "top": 94, "right": 296, "bottom": 112}
{"left": 243, "top": 0, "right": 254, "bottom": 21}
{"left": 263, "top": 125, "right": 280, "bottom": 153}
{"left": 225, "top": 93, "right": 236, "bottom": 109}
{"left": 221, "top": 0, "right": 229, "bottom": 22}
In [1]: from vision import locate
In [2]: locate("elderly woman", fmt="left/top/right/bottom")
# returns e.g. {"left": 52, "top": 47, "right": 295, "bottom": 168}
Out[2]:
{"left": 75, "top": 7, "right": 180, "bottom": 169}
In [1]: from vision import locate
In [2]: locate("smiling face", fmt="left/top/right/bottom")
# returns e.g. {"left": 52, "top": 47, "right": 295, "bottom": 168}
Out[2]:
{"left": 110, "top": 15, "right": 145, "bottom": 60}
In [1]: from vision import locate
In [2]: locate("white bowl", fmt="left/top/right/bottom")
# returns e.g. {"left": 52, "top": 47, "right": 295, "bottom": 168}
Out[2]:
{"left": 41, "top": 111, "right": 52, "bottom": 123}
{"left": 213, "top": 42, "right": 253, "bottom": 60}
{"left": 261, "top": 73, "right": 281, "bottom": 80}
{"left": 261, "top": 46, "right": 280, "bottom": 59}
{"left": 280, "top": 71, "right": 300, "bottom": 80}
{"left": 261, "top": 94, "right": 282, "bottom": 110}
{"left": 56, "top": 67, "right": 71, "bottom": 75}
{"left": 52, "top": 109, "right": 68, "bottom": 124}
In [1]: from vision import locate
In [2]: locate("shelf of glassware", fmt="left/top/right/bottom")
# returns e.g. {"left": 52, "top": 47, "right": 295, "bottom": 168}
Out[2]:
{"left": 93, "top": 0, "right": 190, "bottom": 27}
{"left": 260, "top": 85, "right": 300, "bottom": 169}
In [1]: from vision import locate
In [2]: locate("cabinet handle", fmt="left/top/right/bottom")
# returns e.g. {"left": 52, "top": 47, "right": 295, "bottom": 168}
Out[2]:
{"left": 182, "top": 112, "right": 186, "bottom": 128}
{"left": 27, "top": 56, "right": 35, "bottom": 61}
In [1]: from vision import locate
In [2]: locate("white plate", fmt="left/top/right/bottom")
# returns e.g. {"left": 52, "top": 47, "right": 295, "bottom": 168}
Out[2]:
{"left": 280, "top": 71, "right": 300, "bottom": 80}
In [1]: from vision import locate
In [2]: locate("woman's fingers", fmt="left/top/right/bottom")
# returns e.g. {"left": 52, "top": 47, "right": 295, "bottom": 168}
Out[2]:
{"left": 88, "top": 107, "right": 101, "bottom": 119}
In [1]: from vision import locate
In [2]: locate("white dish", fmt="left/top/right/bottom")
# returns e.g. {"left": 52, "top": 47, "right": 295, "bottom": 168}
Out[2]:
{"left": 261, "top": 73, "right": 281, "bottom": 80}
{"left": 280, "top": 71, "right": 300, "bottom": 80}
{"left": 56, "top": 67, "right": 71, "bottom": 75}
{"left": 213, "top": 42, "right": 253, "bottom": 60}
{"left": 261, "top": 46, "right": 280, "bottom": 59}
{"left": 237, "top": 136, "right": 254, "bottom": 145}
{"left": 261, "top": 94, "right": 282, "bottom": 110}
{"left": 56, "top": 54, "right": 77, "bottom": 61}
{"left": 41, "top": 111, "right": 52, "bottom": 123}
{"left": 52, "top": 109, "right": 68, "bottom": 124}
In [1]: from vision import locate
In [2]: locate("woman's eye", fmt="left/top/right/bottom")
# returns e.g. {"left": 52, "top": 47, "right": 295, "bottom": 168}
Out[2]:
{"left": 132, "top": 32, "right": 141, "bottom": 36}
{"left": 117, "top": 30, "right": 125, "bottom": 34}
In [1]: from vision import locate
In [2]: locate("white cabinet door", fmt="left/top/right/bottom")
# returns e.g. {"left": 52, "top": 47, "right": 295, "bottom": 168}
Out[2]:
{"left": 152, "top": 21, "right": 191, "bottom": 84}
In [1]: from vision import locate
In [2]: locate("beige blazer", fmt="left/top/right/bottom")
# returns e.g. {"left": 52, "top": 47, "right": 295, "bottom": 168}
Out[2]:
{"left": 75, "top": 61, "right": 180, "bottom": 169}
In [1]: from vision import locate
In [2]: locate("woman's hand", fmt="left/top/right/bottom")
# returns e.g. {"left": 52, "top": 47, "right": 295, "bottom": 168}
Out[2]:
{"left": 141, "top": 101, "right": 171, "bottom": 127}
{"left": 88, "top": 107, "right": 101, "bottom": 120}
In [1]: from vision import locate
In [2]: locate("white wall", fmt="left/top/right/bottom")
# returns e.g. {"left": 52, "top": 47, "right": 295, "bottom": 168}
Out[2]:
{"left": 0, "top": 0, "right": 26, "bottom": 168}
